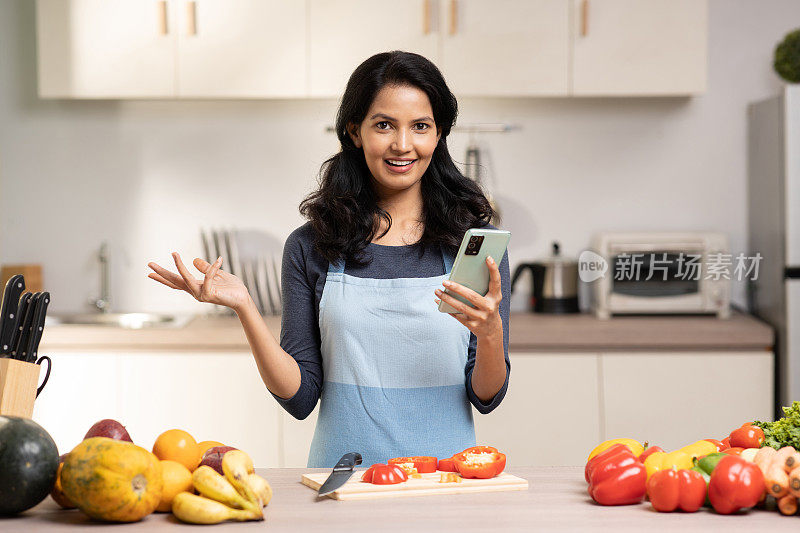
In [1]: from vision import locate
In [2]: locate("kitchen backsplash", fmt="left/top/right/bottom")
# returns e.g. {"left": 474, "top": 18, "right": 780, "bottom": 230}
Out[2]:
{"left": 1, "top": 0, "right": 798, "bottom": 314}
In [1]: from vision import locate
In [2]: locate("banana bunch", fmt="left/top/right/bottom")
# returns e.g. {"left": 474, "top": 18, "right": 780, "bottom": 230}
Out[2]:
{"left": 172, "top": 450, "right": 273, "bottom": 525}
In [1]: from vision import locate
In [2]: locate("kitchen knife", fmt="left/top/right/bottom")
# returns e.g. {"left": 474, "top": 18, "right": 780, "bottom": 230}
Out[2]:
{"left": 25, "top": 291, "right": 50, "bottom": 363}
{"left": 317, "top": 452, "right": 362, "bottom": 497}
{"left": 13, "top": 292, "right": 40, "bottom": 361}
{"left": 9, "top": 292, "right": 33, "bottom": 360}
{"left": 0, "top": 275, "right": 25, "bottom": 355}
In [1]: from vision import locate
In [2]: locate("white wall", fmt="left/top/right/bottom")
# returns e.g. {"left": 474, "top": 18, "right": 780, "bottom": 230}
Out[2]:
{"left": 1, "top": 0, "right": 798, "bottom": 314}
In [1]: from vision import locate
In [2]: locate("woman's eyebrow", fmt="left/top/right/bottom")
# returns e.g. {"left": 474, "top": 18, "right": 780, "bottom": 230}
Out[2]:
{"left": 369, "top": 113, "right": 434, "bottom": 122}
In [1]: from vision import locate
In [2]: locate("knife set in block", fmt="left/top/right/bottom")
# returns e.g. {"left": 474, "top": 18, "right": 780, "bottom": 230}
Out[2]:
{"left": 0, "top": 358, "right": 46, "bottom": 418}
{"left": 0, "top": 274, "right": 52, "bottom": 418}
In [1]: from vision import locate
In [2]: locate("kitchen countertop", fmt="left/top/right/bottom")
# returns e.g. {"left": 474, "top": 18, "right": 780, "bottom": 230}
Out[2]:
{"left": 39, "top": 311, "right": 773, "bottom": 352}
{"left": 12, "top": 466, "right": 799, "bottom": 532}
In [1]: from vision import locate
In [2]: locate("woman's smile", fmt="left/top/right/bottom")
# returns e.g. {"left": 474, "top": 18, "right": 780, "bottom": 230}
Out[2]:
{"left": 384, "top": 158, "right": 416, "bottom": 174}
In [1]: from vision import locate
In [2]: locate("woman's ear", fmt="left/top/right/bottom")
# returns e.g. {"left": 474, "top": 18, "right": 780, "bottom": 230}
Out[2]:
{"left": 347, "top": 123, "right": 362, "bottom": 148}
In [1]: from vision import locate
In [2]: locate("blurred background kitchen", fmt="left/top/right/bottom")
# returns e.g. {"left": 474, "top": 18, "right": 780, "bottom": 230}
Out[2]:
{"left": 1, "top": 0, "right": 798, "bottom": 468}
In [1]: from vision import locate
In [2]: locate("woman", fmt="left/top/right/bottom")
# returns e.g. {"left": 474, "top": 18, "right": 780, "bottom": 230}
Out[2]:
{"left": 148, "top": 51, "right": 511, "bottom": 468}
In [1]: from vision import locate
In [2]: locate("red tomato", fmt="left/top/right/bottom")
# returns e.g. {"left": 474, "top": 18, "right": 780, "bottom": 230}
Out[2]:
{"left": 720, "top": 437, "right": 731, "bottom": 450}
{"left": 437, "top": 457, "right": 457, "bottom": 472}
{"left": 708, "top": 455, "right": 765, "bottom": 514}
{"left": 646, "top": 469, "right": 706, "bottom": 513}
{"left": 361, "top": 463, "right": 409, "bottom": 485}
{"left": 388, "top": 456, "right": 437, "bottom": 474}
{"left": 704, "top": 439, "right": 725, "bottom": 452}
{"left": 729, "top": 425, "right": 765, "bottom": 449}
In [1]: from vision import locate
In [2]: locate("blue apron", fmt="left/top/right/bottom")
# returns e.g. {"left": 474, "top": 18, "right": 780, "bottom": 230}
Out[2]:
{"left": 307, "top": 247, "right": 475, "bottom": 467}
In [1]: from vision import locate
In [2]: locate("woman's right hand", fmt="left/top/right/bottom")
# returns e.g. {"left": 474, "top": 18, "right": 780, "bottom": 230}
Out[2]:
{"left": 147, "top": 253, "right": 251, "bottom": 312}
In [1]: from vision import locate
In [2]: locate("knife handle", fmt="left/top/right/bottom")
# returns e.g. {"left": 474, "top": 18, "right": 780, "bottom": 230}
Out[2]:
{"left": 9, "top": 292, "right": 33, "bottom": 359}
{"left": 26, "top": 292, "right": 50, "bottom": 362}
{"left": 14, "top": 292, "right": 40, "bottom": 361}
{"left": 0, "top": 275, "right": 25, "bottom": 353}
{"left": 333, "top": 452, "right": 362, "bottom": 471}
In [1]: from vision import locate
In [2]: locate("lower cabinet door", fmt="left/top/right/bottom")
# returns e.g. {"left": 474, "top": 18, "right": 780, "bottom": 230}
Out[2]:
{"left": 474, "top": 352, "right": 602, "bottom": 466}
{"left": 601, "top": 351, "right": 774, "bottom": 451}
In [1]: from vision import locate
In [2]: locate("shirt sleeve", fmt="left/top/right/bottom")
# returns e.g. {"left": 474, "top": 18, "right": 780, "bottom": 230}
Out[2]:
{"left": 270, "top": 225, "right": 325, "bottom": 420}
{"left": 464, "top": 248, "right": 511, "bottom": 414}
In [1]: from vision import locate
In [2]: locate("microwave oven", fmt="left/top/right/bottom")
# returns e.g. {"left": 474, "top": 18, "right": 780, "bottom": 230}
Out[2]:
{"left": 589, "top": 232, "right": 731, "bottom": 319}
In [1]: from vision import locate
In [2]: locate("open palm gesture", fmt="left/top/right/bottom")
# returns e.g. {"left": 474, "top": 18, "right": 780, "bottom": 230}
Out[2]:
{"left": 147, "top": 252, "right": 251, "bottom": 312}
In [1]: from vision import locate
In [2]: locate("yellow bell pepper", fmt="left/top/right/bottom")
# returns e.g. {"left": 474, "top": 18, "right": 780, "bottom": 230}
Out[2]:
{"left": 677, "top": 440, "right": 718, "bottom": 459}
{"left": 587, "top": 438, "right": 644, "bottom": 462}
{"left": 643, "top": 450, "right": 693, "bottom": 480}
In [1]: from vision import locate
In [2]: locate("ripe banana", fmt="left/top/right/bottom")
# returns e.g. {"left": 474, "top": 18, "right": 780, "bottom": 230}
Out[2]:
{"left": 245, "top": 473, "right": 273, "bottom": 507}
{"left": 171, "top": 492, "right": 262, "bottom": 524}
{"left": 192, "top": 465, "right": 260, "bottom": 513}
{"left": 222, "top": 450, "right": 260, "bottom": 506}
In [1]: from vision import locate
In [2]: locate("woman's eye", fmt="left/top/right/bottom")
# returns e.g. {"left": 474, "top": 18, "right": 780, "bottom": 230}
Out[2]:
{"left": 413, "top": 123, "right": 431, "bottom": 131}
{"left": 376, "top": 121, "right": 391, "bottom": 130}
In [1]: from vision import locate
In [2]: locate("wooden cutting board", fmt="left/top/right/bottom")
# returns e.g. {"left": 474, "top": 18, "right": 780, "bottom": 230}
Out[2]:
{"left": 301, "top": 470, "right": 529, "bottom": 500}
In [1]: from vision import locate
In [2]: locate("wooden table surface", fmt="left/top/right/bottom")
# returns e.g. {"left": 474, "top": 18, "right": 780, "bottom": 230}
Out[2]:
{"left": 7, "top": 467, "right": 800, "bottom": 532}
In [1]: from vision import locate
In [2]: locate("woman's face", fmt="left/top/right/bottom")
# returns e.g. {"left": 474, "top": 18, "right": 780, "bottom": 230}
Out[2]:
{"left": 348, "top": 84, "right": 441, "bottom": 196}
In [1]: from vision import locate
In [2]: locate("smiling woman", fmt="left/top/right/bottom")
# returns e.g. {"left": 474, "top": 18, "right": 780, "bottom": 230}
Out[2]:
{"left": 147, "top": 51, "right": 511, "bottom": 468}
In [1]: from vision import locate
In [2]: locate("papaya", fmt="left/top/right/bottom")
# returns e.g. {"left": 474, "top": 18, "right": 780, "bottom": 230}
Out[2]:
{"left": 50, "top": 454, "right": 76, "bottom": 509}
{"left": 61, "top": 437, "right": 163, "bottom": 522}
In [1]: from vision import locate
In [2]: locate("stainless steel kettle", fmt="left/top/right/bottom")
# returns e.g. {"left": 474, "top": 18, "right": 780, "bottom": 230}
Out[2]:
{"left": 511, "top": 242, "right": 579, "bottom": 313}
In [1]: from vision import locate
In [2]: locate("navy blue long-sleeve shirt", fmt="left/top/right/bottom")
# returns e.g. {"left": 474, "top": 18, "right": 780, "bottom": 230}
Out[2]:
{"left": 271, "top": 222, "right": 511, "bottom": 419}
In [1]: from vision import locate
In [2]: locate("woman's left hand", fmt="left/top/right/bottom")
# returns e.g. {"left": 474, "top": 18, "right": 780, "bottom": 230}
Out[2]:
{"left": 435, "top": 256, "right": 503, "bottom": 339}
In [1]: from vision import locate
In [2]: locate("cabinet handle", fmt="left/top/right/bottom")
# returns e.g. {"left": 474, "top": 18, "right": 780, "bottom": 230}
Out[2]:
{"left": 158, "top": 0, "right": 168, "bottom": 35}
{"left": 187, "top": 0, "right": 197, "bottom": 36}
{"left": 581, "top": 0, "right": 589, "bottom": 37}
{"left": 423, "top": 0, "right": 430, "bottom": 35}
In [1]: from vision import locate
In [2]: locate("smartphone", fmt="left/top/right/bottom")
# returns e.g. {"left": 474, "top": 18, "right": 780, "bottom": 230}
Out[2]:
{"left": 438, "top": 228, "right": 511, "bottom": 314}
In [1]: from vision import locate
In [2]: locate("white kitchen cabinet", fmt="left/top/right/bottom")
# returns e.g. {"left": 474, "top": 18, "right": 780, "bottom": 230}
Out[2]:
{"left": 308, "top": 0, "right": 439, "bottom": 98}
{"left": 571, "top": 0, "right": 708, "bottom": 95}
{"left": 32, "top": 351, "right": 282, "bottom": 468}
{"left": 439, "top": 0, "right": 570, "bottom": 96}
{"left": 280, "top": 406, "right": 319, "bottom": 468}
{"left": 36, "top": 0, "right": 178, "bottom": 97}
{"left": 473, "top": 353, "right": 602, "bottom": 466}
{"left": 177, "top": 0, "right": 307, "bottom": 97}
{"left": 601, "top": 351, "right": 773, "bottom": 450}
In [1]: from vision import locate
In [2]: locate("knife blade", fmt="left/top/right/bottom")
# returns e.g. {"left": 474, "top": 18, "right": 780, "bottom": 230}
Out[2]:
{"left": 0, "top": 275, "right": 25, "bottom": 355}
{"left": 317, "top": 452, "right": 362, "bottom": 497}
{"left": 9, "top": 292, "right": 33, "bottom": 360}
{"left": 13, "top": 292, "right": 40, "bottom": 361}
{"left": 25, "top": 291, "right": 50, "bottom": 363}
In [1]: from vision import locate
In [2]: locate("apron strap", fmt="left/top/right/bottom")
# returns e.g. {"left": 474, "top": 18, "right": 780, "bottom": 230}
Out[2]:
{"left": 328, "top": 259, "right": 346, "bottom": 274}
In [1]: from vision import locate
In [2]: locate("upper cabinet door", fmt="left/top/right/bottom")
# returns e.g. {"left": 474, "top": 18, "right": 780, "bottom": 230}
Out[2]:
{"left": 177, "top": 0, "right": 307, "bottom": 98}
{"left": 439, "top": 0, "right": 570, "bottom": 97}
{"left": 37, "top": 0, "right": 177, "bottom": 98}
{"left": 308, "top": 0, "right": 439, "bottom": 98}
{"left": 571, "top": 0, "right": 708, "bottom": 96}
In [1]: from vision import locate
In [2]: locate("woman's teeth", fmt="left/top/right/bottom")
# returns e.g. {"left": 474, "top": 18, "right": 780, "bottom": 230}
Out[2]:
{"left": 386, "top": 159, "right": 415, "bottom": 167}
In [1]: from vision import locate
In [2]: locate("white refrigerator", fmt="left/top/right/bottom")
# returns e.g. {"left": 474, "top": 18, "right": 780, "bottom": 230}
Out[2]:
{"left": 748, "top": 85, "right": 800, "bottom": 414}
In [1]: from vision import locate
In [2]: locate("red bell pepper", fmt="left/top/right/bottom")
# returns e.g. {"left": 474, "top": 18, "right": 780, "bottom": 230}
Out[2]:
{"left": 646, "top": 468, "right": 706, "bottom": 512}
{"left": 388, "top": 456, "right": 438, "bottom": 474}
{"left": 437, "top": 456, "right": 457, "bottom": 472}
{"left": 704, "top": 439, "right": 725, "bottom": 452}
{"left": 729, "top": 424, "right": 765, "bottom": 449}
{"left": 708, "top": 455, "right": 765, "bottom": 514}
{"left": 720, "top": 437, "right": 731, "bottom": 450}
{"left": 462, "top": 446, "right": 499, "bottom": 455}
{"left": 453, "top": 450, "right": 506, "bottom": 479}
{"left": 638, "top": 446, "right": 665, "bottom": 464}
{"left": 361, "top": 463, "right": 409, "bottom": 485}
{"left": 587, "top": 444, "right": 647, "bottom": 505}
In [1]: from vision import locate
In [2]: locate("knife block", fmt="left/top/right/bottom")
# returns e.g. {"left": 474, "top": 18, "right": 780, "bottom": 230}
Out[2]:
{"left": 0, "top": 358, "right": 42, "bottom": 418}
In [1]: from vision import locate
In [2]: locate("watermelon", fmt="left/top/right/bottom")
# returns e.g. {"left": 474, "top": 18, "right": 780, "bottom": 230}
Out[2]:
{"left": 0, "top": 416, "right": 59, "bottom": 514}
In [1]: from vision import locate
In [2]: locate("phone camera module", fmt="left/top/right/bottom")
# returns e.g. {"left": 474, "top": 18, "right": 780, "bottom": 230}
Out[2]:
{"left": 465, "top": 235, "right": 484, "bottom": 255}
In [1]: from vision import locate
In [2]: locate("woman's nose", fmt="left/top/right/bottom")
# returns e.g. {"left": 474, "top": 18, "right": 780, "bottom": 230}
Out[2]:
{"left": 391, "top": 129, "right": 411, "bottom": 152}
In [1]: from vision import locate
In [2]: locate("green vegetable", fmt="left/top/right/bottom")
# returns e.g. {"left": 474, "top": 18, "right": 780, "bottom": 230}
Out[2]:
{"left": 753, "top": 401, "right": 800, "bottom": 449}
{"left": 774, "top": 28, "right": 800, "bottom": 83}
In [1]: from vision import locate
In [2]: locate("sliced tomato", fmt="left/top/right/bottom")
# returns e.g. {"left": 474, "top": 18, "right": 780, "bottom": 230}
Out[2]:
{"left": 453, "top": 450, "right": 506, "bottom": 479}
{"left": 388, "top": 456, "right": 438, "bottom": 474}
{"left": 361, "top": 463, "right": 409, "bottom": 485}
{"left": 437, "top": 456, "right": 457, "bottom": 472}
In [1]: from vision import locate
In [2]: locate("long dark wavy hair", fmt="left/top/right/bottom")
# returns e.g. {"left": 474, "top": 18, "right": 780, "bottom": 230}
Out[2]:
{"left": 300, "top": 50, "right": 495, "bottom": 264}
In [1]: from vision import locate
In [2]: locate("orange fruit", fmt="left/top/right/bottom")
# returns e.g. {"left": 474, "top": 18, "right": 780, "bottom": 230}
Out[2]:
{"left": 156, "top": 460, "right": 193, "bottom": 512}
{"left": 197, "top": 440, "right": 225, "bottom": 457}
{"left": 152, "top": 429, "right": 202, "bottom": 471}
